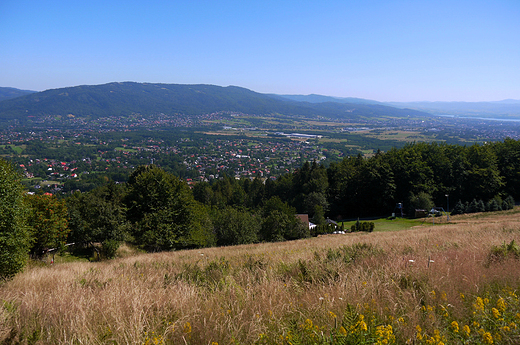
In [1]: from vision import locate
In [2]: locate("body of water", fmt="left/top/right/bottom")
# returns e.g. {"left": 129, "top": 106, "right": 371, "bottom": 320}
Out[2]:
{"left": 437, "top": 115, "right": 520, "bottom": 122}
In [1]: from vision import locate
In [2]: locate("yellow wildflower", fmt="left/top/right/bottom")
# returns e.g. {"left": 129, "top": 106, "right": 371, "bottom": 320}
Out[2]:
{"left": 328, "top": 311, "right": 337, "bottom": 319}
{"left": 492, "top": 307, "right": 501, "bottom": 319}
{"left": 183, "top": 322, "right": 192, "bottom": 334}
{"left": 497, "top": 297, "right": 507, "bottom": 312}
{"left": 451, "top": 321, "right": 459, "bottom": 333}
{"left": 415, "top": 325, "right": 423, "bottom": 340}
{"left": 482, "top": 331, "right": 494, "bottom": 344}
{"left": 301, "top": 319, "right": 313, "bottom": 330}
{"left": 339, "top": 326, "right": 347, "bottom": 336}
{"left": 462, "top": 325, "right": 471, "bottom": 337}
{"left": 474, "top": 297, "right": 485, "bottom": 311}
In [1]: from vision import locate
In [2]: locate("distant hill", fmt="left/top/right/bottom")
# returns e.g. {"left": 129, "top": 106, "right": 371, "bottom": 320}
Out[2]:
{"left": 0, "top": 87, "right": 36, "bottom": 102}
{"left": 386, "top": 100, "right": 520, "bottom": 118}
{"left": 0, "top": 82, "right": 429, "bottom": 123}
{"left": 275, "top": 94, "right": 382, "bottom": 105}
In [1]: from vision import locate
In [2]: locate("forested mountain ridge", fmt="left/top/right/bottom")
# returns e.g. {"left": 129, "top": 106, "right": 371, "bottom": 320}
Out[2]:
{"left": 0, "top": 87, "right": 36, "bottom": 102}
{"left": 0, "top": 82, "right": 428, "bottom": 122}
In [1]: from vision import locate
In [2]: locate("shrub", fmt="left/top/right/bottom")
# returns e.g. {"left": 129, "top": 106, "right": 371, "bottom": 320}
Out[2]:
{"left": 351, "top": 221, "right": 375, "bottom": 232}
{"left": 101, "top": 239, "right": 121, "bottom": 259}
{"left": 488, "top": 240, "right": 520, "bottom": 265}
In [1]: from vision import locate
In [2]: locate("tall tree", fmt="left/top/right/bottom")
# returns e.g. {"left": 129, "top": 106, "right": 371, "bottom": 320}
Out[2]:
{"left": 66, "top": 182, "right": 129, "bottom": 258}
{"left": 463, "top": 144, "right": 504, "bottom": 201}
{"left": 25, "top": 194, "right": 69, "bottom": 258}
{"left": 125, "top": 165, "right": 215, "bottom": 250}
{"left": 0, "top": 159, "right": 31, "bottom": 279}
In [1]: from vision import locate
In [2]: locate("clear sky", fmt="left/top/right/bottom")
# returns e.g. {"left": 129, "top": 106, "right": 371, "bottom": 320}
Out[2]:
{"left": 1, "top": 0, "right": 519, "bottom": 102}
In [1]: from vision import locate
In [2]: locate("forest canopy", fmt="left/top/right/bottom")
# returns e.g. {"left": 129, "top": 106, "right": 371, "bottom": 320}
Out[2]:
{"left": 2, "top": 139, "right": 520, "bottom": 279}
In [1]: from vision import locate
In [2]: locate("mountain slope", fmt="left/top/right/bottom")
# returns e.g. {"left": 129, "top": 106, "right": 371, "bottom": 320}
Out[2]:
{"left": 0, "top": 87, "right": 37, "bottom": 102}
{"left": 275, "top": 93, "right": 382, "bottom": 105}
{"left": 0, "top": 82, "right": 429, "bottom": 122}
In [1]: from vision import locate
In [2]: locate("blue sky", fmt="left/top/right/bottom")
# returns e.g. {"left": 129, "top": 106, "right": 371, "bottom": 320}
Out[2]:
{"left": 1, "top": 0, "right": 519, "bottom": 101}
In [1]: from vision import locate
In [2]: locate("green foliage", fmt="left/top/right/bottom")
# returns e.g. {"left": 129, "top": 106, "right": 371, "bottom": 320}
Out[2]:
{"left": 101, "top": 239, "right": 120, "bottom": 259}
{"left": 503, "top": 195, "right": 515, "bottom": 210}
{"left": 451, "top": 196, "right": 515, "bottom": 216}
{"left": 0, "top": 158, "right": 31, "bottom": 279}
{"left": 259, "top": 197, "right": 309, "bottom": 242}
{"left": 311, "top": 205, "right": 326, "bottom": 226}
{"left": 25, "top": 194, "right": 69, "bottom": 257}
{"left": 350, "top": 221, "right": 375, "bottom": 232}
{"left": 406, "top": 191, "right": 434, "bottom": 218}
{"left": 125, "top": 165, "right": 215, "bottom": 250}
{"left": 66, "top": 182, "right": 129, "bottom": 247}
{"left": 488, "top": 240, "right": 520, "bottom": 265}
{"left": 211, "top": 206, "right": 259, "bottom": 246}
{"left": 173, "top": 257, "right": 230, "bottom": 290}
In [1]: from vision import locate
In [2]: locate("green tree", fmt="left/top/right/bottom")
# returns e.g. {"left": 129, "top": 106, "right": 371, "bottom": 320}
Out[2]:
{"left": 125, "top": 165, "right": 215, "bottom": 250}
{"left": 463, "top": 144, "right": 504, "bottom": 201}
{"left": 450, "top": 200, "right": 466, "bottom": 215}
{"left": 25, "top": 194, "right": 69, "bottom": 258}
{"left": 211, "top": 207, "right": 259, "bottom": 246}
{"left": 407, "top": 191, "right": 434, "bottom": 218}
{"left": 0, "top": 159, "right": 31, "bottom": 279}
{"left": 311, "top": 204, "right": 326, "bottom": 226}
{"left": 259, "top": 196, "right": 308, "bottom": 242}
{"left": 493, "top": 139, "right": 520, "bottom": 200}
{"left": 67, "top": 182, "right": 129, "bottom": 258}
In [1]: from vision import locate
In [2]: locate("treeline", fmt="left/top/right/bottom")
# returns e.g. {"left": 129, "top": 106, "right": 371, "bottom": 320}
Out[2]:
{"left": 2, "top": 139, "right": 520, "bottom": 278}
{"left": 41, "top": 139, "right": 520, "bottom": 255}
{"left": 193, "top": 139, "right": 520, "bottom": 219}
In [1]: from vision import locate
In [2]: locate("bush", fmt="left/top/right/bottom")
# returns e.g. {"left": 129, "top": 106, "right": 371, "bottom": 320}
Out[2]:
{"left": 351, "top": 221, "right": 375, "bottom": 232}
{"left": 101, "top": 239, "right": 121, "bottom": 259}
{"left": 488, "top": 240, "right": 520, "bottom": 265}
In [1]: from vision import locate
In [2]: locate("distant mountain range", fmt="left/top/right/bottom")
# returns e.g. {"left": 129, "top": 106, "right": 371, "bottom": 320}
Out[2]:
{"left": 1, "top": 83, "right": 518, "bottom": 123}
{"left": 386, "top": 100, "right": 520, "bottom": 118}
{"left": 277, "top": 94, "right": 520, "bottom": 118}
{"left": 0, "top": 82, "right": 427, "bottom": 123}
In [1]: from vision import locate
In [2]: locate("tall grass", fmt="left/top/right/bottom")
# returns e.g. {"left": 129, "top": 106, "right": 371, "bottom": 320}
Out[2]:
{"left": 2, "top": 210, "right": 520, "bottom": 344}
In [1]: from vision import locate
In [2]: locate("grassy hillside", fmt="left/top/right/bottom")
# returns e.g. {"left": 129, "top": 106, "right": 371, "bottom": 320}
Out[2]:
{"left": 2, "top": 210, "right": 520, "bottom": 344}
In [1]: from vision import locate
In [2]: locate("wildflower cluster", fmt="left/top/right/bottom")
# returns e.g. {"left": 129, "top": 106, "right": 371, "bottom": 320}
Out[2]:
{"left": 264, "top": 304, "right": 396, "bottom": 345}
{"left": 415, "top": 288, "right": 520, "bottom": 345}
{"left": 143, "top": 331, "right": 164, "bottom": 345}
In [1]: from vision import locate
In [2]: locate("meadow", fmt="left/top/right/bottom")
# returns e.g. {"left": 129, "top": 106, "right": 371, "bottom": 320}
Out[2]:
{"left": 2, "top": 210, "right": 520, "bottom": 344}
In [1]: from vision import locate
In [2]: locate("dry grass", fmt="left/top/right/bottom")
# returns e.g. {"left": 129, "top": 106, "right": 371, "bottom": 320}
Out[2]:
{"left": 2, "top": 210, "right": 520, "bottom": 344}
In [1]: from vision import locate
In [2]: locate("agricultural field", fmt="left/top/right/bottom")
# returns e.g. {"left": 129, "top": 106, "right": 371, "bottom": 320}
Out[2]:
{"left": 2, "top": 209, "right": 520, "bottom": 344}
